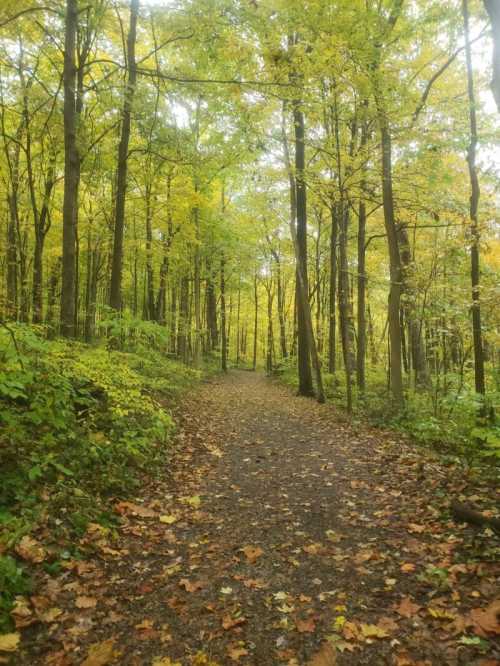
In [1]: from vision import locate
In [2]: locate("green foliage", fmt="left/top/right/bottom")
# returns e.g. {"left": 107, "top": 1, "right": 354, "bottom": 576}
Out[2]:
{"left": 0, "top": 554, "right": 30, "bottom": 632}
{"left": 0, "top": 323, "right": 200, "bottom": 554}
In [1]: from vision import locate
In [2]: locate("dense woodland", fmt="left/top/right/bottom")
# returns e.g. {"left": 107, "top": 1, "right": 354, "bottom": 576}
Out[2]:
{"left": 1, "top": 0, "right": 500, "bottom": 661}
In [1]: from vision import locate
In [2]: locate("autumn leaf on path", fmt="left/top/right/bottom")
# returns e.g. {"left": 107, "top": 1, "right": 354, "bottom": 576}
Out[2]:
{"left": 241, "top": 545, "right": 263, "bottom": 563}
{"left": 227, "top": 645, "right": 248, "bottom": 661}
{"left": 296, "top": 617, "right": 316, "bottom": 633}
{"left": 114, "top": 501, "right": 157, "bottom": 518}
{"left": 395, "top": 597, "right": 422, "bottom": 618}
{"left": 468, "top": 600, "right": 500, "bottom": 636}
{"left": 407, "top": 523, "right": 425, "bottom": 534}
{"left": 159, "top": 514, "right": 178, "bottom": 525}
{"left": 360, "top": 622, "right": 389, "bottom": 639}
{"left": 179, "top": 578, "right": 205, "bottom": 593}
{"left": 222, "top": 614, "right": 246, "bottom": 630}
{"left": 15, "top": 535, "right": 46, "bottom": 563}
{"left": 0, "top": 633, "right": 20, "bottom": 652}
{"left": 181, "top": 495, "right": 201, "bottom": 508}
{"left": 306, "top": 641, "right": 337, "bottom": 665}
{"left": 152, "top": 657, "right": 182, "bottom": 666}
{"left": 75, "top": 596, "right": 98, "bottom": 609}
{"left": 81, "top": 638, "right": 118, "bottom": 666}
{"left": 11, "top": 596, "right": 36, "bottom": 628}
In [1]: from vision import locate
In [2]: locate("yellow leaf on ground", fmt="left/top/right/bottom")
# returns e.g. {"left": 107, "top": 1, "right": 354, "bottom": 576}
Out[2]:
{"left": 0, "top": 633, "right": 20, "bottom": 652}
{"left": 81, "top": 638, "right": 117, "bottom": 666}
{"left": 360, "top": 623, "right": 389, "bottom": 639}
{"left": 159, "top": 515, "right": 178, "bottom": 525}
{"left": 151, "top": 658, "right": 182, "bottom": 666}
{"left": 182, "top": 495, "right": 201, "bottom": 508}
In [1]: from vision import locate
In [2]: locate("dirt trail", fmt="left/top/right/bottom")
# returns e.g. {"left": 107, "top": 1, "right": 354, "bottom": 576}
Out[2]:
{"left": 21, "top": 371, "right": 499, "bottom": 665}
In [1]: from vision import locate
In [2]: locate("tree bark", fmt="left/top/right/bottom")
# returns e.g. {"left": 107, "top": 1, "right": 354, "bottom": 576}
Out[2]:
{"left": 220, "top": 255, "right": 227, "bottom": 373}
{"left": 483, "top": 0, "right": 500, "bottom": 112}
{"left": 109, "top": 0, "right": 139, "bottom": 311}
{"left": 60, "top": 0, "right": 79, "bottom": 337}
{"left": 463, "top": 0, "right": 486, "bottom": 405}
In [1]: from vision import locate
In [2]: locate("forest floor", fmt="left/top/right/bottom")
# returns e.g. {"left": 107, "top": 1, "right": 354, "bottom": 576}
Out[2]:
{"left": 14, "top": 371, "right": 499, "bottom": 666}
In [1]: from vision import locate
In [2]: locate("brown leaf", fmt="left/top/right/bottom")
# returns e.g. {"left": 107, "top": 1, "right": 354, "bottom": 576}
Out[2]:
{"left": 469, "top": 600, "right": 500, "bottom": 636}
{"left": 407, "top": 523, "right": 425, "bottom": 534}
{"left": 227, "top": 646, "right": 248, "bottom": 661}
{"left": 10, "top": 596, "right": 36, "bottom": 629}
{"left": 179, "top": 579, "right": 205, "bottom": 593}
{"left": 306, "top": 641, "right": 337, "bottom": 665}
{"left": 15, "top": 535, "right": 46, "bottom": 563}
{"left": 296, "top": 617, "right": 316, "bottom": 633}
{"left": 400, "top": 563, "right": 416, "bottom": 573}
{"left": 222, "top": 615, "right": 246, "bottom": 630}
{"left": 114, "top": 501, "right": 157, "bottom": 518}
{"left": 75, "top": 596, "right": 98, "bottom": 609}
{"left": 241, "top": 545, "right": 263, "bottom": 563}
{"left": 395, "top": 597, "right": 421, "bottom": 618}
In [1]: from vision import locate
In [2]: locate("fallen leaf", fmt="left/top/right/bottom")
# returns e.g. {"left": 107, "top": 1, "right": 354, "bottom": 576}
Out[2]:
{"left": 296, "top": 617, "right": 316, "bottom": 633}
{"left": 222, "top": 615, "right": 246, "bottom": 630}
{"left": 307, "top": 641, "right": 337, "bottom": 665}
{"left": 227, "top": 646, "right": 248, "bottom": 661}
{"left": 10, "top": 596, "right": 35, "bottom": 629}
{"left": 151, "top": 658, "right": 182, "bottom": 666}
{"left": 115, "top": 501, "right": 157, "bottom": 518}
{"left": 469, "top": 600, "right": 500, "bottom": 636}
{"left": 75, "top": 596, "right": 98, "bottom": 609}
{"left": 182, "top": 495, "right": 201, "bottom": 508}
{"left": 179, "top": 579, "right": 205, "bottom": 593}
{"left": 0, "top": 633, "right": 20, "bottom": 652}
{"left": 407, "top": 523, "right": 425, "bottom": 534}
{"left": 360, "top": 623, "right": 389, "bottom": 639}
{"left": 395, "top": 597, "right": 421, "bottom": 618}
{"left": 241, "top": 545, "right": 263, "bottom": 563}
{"left": 159, "top": 515, "right": 178, "bottom": 525}
{"left": 400, "top": 563, "right": 416, "bottom": 573}
{"left": 15, "top": 535, "right": 46, "bottom": 563}
{"left": 81, "top": 639, "right": 117, "bottom": 666}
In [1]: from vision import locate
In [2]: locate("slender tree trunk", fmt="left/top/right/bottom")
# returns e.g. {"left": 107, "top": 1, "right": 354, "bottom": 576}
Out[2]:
{"left": 60, "top": 0, "right": 79, "bottom": 337}
{"left": 145, "top": 183, "right": 155, "bottom": 320}
{"left": 109, "top": 0, "right": 139, "bottom": 311}
{"left": 379, "top": 121, "right": 404, "bottom": 408}
{"left": 220, "top": 255, "right": 227, "bottom": 372}
{"left": 463, "top": 0, "right": 486, "bottom": 406}
{"left": 253, "top": 272, "right": 258, "bottom": 370}
{"left": 357, "top": 197, "right": 367, "bottom": 394}
{"left": 328, "top": 202, "right": 338, "bottom": 374}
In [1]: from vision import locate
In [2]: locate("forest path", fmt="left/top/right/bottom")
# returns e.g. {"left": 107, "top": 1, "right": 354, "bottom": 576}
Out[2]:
{"left": 24, "top": 371, "right": 499, "bottom": 666}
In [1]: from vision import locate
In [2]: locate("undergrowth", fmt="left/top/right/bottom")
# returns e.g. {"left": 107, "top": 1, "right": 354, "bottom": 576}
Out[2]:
{"left": 275, "top": 357, "right": 500, "bottom": 468}
{"left": 0, "top": 322, "right": 204, "bottom": 630}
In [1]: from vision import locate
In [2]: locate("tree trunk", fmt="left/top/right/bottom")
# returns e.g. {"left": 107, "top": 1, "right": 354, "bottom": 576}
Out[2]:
{"left": 60, "top": 0, "right": 79, "bottom": 337}
{"left": 253, "top": 272, "right": 258, "bottom": 370}
{"left": 328, "top": 202, "right": 338, "bottom": 374}
{"left": 109, "top": 0, "right": 139, "bottom": 311}
{"left": 379, "top": 121, "right": 404, "bottom": 408}
{"left": 357, "top": 197, "right": 367, "bottom": 394}
{"left": 220, "top": 255, "right": 227, "bottom": 373}
{"left": 463, "top": 0, "right": 486, "bottom": 406}
{"left": 483, "top": 0, "right": 500, "bottom": 112}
